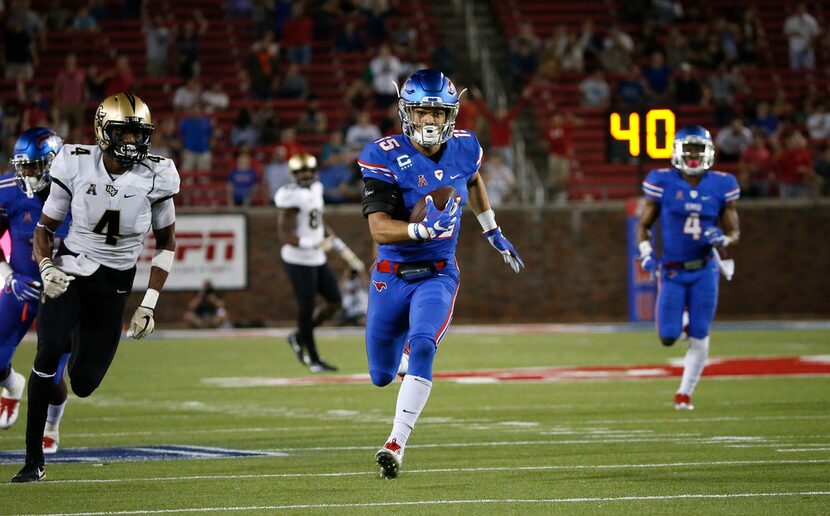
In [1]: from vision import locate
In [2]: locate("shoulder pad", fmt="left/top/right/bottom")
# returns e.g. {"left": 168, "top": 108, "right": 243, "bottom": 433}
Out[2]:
{"left": 145, "top": 155, "right": 180, "bottom": 201}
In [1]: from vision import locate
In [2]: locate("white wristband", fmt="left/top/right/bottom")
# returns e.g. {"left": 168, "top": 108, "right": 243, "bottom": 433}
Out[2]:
{"left": 141, "top": 288, "right": 160, "bottom": 310}
{"left": 299, "top": 236, "right": 316, "bottom": 248}
{"left": 331, "top": 237, "right": 347, "bottom": 252}
{"left": 151, "top": 249, "right": 175, "bottom": 272}
{"left": 407, "top": 223, "right": 428, "bottom": 241}
{"left": 0, "top": 261, "right": 12, "bottom": 281}
{"left": 638, "top": 240, "right": 653, "bottom": 257}
{"left": 477, "top": 209, "right": 498, "bottom": 232}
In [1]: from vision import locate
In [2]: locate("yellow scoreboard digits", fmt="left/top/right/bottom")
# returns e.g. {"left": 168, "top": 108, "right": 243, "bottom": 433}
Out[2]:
{"left": 610, "top": 109, "right": 676, "bottom": 159}
{"left": 645, "top": 109, "right": 675, "bottom": 159}
{"left": 610, "top": 112, "right": 640, "bottom": 157}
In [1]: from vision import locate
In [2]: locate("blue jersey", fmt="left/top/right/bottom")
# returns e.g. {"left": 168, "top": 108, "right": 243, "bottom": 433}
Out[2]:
{"left": 642, "top": 168, "right": 739, "bottom": 263}
{"left": 0, "top": 173, "right": 71, "bottom": 279}
{"left": 358, "top": 131, "right": 483, "bottom": 263}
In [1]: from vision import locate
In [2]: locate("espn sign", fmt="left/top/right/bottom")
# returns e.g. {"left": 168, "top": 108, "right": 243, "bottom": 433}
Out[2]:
{"left": 133, "top": 214, "right": 247, "bottom": 291}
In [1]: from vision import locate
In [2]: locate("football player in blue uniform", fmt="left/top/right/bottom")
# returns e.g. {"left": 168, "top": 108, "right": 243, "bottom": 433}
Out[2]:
{"left": 636, "top": 125, "right": 740, "bottom": 410}
{"left": 359, "top": 69, "right": 524, "bottom": 478}
{"left": 0, "top": 128, "right": 71, "bottom": 453}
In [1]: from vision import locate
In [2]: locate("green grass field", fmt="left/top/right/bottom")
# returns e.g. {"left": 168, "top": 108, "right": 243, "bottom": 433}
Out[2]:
{"left": 2, "top": 328, "right": 829, "bottom": 514}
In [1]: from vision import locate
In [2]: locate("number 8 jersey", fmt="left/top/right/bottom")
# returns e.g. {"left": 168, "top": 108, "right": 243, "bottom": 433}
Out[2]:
{"left": 42, "top": 144, "right": 180, "bottom": 275}
{"left": 642, "top": 167, "right": 740, "bottom": 263}
{"left": 275, "top": 180, "right": 326, "bottom": 266}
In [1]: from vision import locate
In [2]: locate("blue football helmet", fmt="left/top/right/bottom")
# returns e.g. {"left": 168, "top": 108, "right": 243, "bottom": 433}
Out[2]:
{"left": 398, "top": 69, "right": 461, "bottom": 148}
{"left": 671, "top": 125, "right": 714, "bottom": 176}
{"left": 10, "top": 127, "right": 64, "bottom": 198}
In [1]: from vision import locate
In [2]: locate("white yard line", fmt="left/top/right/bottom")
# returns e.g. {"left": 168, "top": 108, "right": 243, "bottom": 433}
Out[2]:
{"left": 4, "top": 459, "right": 828, "bottom": 486}
{"left": 16, "top": 491, "right": 830, "bottom": 515}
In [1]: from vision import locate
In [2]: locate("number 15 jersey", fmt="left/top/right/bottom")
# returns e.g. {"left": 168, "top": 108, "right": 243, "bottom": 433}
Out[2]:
{"left": 42, "top": 144, "right": 180, "bottom": 275}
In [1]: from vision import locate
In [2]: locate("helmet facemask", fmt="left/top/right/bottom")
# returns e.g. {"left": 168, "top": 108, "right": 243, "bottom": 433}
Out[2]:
{"left": 671, "top": 138, "right": 714, "bottom": 176}
{"left": 11, "top": 153, "right": 56, "bottom": 198}
{"left": 102, "top": 119, "right": 154, "bottom": 166}
{"left": 399, "top": 100, "right": 458, "bottom": 148}
{"left": 288, "top": 153, "right": 317, "bottom": 187}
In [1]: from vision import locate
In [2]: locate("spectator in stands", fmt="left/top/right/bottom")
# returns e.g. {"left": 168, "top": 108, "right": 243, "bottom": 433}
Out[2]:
{"left": 71, "top": 6, "right": 98, "bottom": 31}
{"left": 274, "top": 127, "right": 305, "bottom": 159}
{"left": 544, "top": 112, "right": 580, "bottom": 202}
{"left": 44, "top": 0, "right": 71, "bottom": 31}
{"left": 771, "top": 88, "right": 796, "bottom": 125}
{"left": 251, "top": 0, "right": 275, "bottom": 38}
{"left": 102, "top": 54, "right": 135, "bottom": 98}
{"left": 636, "top": 20, "right": 663, "bottom": 59}
{"left": 345, "top": 111, "right": 381, "bottom": 157}
{"left": 7, "top": 0, "right": 46, "bottom": 46}
{"left": 393, "top": 17, "right": 418, "bottom": 55}
{"left": 713, "top": 17, "right": 740, "bottom": 64}
{"left": 614, "top": 66, "right": 648, "bottom": 109}
{"left": 249, "top": 30, "right": 280, "bottom": 99}
{"left": 264, "top": 145, "right": 292, "bottom": 200}
{"left": 4, "top": 18, "right": 37, "bottom": 80}
{"left": 321, "top": 131, "right": 347, "bottom": 165}
{"left": 775, "top": 130, "right": 816, "bottom": 198}
{"left": 151, "top": 118, "right": 181, "bottom": 160}
{"left": 365, "top": 1, "right": 391, "bottom": 46}
{"left": 471, "top": 86, "right": 531, "bottom": 168}
{"left": 604, "top": 24, "right": 635, "bottom": 54}
{"left": 297, "top": 96, "right": 328, "bottom": 135}
{"left": 715, "top": 118, "right": 753, "bottom": 162}
{"left": 430, "top": 43, "right": 456, "bottom": 78}
{"left": 281, "top": 2, "right": 313, "bottom": 65}
{"left": 201, "top": 81, "right": 230, "bottom": 113}
{"left": 369, "top": 44, "right": 403, "bottom": 107}
{"left": 642, "top": 51, "right": 674, "bottom": 104}
{"left": 510, "top": 21, "right": 541, "bottom": 55}
{"left": 577, "top": 19, "right": 604, "bottom": 68}
{"left": 19, "top": 83, "right": 49, "bottom": 130}
{"left": 183, "top": 280, "right": 229, "bottom": 329}
{"left": 254, "top": 100, "right": 281, "bottom": 145}
{"left": 738, "top": 130, "right": 773, "bottom": 197}
{"left": 227, "top": 0, "right": 253, "bottom": 18}
{"left": 335, "top": 19, "right": 366, "bottom": 53}
{"left": 806, "top": 100, "right": 830, "bottom": 141}
{"left": 663, "top": 27, "right": 690, "bottom": 68}
{"left": 686, "top": 26, "right": 711, "bottom": 69}
{"left": 480, "top": 152, "right": 517, "bottom": 207}
{"left": 235, "top": 69, "right": 253, "bottom": 100}
{"left": 599, "top": 32, "right": 632, "bottom": 73}
{"left": 85, "top": 64, "right": 107, "bottom": 101}
{"left": 278, "top": 63, "right": 310, "bottom": 99}
{"left": 746, "top": 101, "right": 779, "bottom": 138}
{"left": 178, "top": 102, "right": 213, "bottom": 171}
{"left": 231, "top": 108, "right": 260, "bottom": 148}
{"left": 378, "top": 103, "right": 402, "bottom": 136}
{"left": 47, "top": 105, "right": 70, "bottom": 139}
{"left": 173, "top": 78, "right": 203, "bottom": 112}
{"left": 143, "top": 13, "right": 173, "bottom": 78}
{"left": 177, "top": 11, "right": 209, "bottom": 79}
{"left": 784, "top": 4, "right": 820, "bottom": 69}
{"left": 227, "top": 150, "right": 260, "bottom": 206}
{"left": 52, "top": 53, "right": 86, "bottom": 132}
{"left": 674, "top": 62, "right": 705, "bottom": 105}
{"left": 343, "top": 77, "right": 375, "bottom": 115}
{"left": 579, "top": 70, "right": 610, "bottom": 108}
{"left": 707, "top": 63, "right": 745, "bottom": 126}
{"left": 453, "top": 83, "right": 481, "bottom": 132}
{"left": 654, "top": 0, "right": 683, "bottom": 24}
{"left": 700, "top": 33, "right": 728, "bottom": 70}
{"left": 509, "top": 41, "right": 539, "bottom": 86}
{"left": 319, "top": 150, "right": 361, "bottom": 204}
{"left": 398, "top": 48, "right": 428, "bottom": 86}
{"left": 88, "top": 0, "right": 110, "bottom": 22}
{"left": 738, "top": 6, "right": 767, "bottom": 66}
{"left": 814, "top": 144, "right": 830, "bottom": 196}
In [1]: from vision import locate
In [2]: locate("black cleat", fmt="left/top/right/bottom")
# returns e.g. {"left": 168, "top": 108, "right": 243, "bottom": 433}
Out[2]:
{"left": 11, "top": 461, "right": 44, "bottom": 483}
{"left": 286, "top": 332, "right": 308, "bottom": 366}
{"left": 308, "top": 359, "right": 338, "bottom": 373}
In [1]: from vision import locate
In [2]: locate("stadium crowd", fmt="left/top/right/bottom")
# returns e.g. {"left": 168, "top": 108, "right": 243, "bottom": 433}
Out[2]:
{"left": 1, "top": 0, "right": 829, "bottom": 202}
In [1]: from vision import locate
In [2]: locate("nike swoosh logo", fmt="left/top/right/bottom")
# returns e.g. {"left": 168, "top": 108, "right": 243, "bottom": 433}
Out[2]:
{"left": 116, "top": 289, "right": 128, "bottom": 294}
{"left": 124, "top": 194, "right": 136, "bottom": 198}
{"left": 450, "top": 174, "right": 462, "bottom": 179}
{"left": 141, "top": 315, "right": 151, "bottom": 331}
{"left": 402, "top": 409, "right": 416, "bottom": 414}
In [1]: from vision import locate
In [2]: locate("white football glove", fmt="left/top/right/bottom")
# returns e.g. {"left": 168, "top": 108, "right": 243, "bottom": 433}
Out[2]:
{"left": 129, "top": 306, "right": 155, "bottom": 339}
{"left": 39, "top": 260, "right": 74, "bottom": 299}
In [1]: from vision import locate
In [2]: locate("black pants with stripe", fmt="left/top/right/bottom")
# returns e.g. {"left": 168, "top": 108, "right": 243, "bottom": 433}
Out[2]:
{"left": 25, "top": 265, "right": 135, "bottom": 463}
{"left": 282, "top": 261, "right": 341, "bottom": 363}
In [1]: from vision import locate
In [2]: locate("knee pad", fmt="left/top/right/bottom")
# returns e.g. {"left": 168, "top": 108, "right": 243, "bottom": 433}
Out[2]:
{"left": 370, "top": 370, "right": 395, "bottom": 387}
{"left": 407, "top": 337, "right": 436, "bottom": 380}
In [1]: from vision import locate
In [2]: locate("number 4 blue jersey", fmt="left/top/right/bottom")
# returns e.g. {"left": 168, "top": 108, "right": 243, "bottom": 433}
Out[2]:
{"left": 642, "top": 168, "right": 739, "bottom": 263}
{"left": 0, "top": 173, "right": 71, "bottom": 279}
{"left": 358, "top": 131, "right": 483, "bottom": 263}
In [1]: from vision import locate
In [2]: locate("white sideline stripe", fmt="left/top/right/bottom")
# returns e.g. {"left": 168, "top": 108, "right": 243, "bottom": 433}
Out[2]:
{"left": 5, "top": 459, "right": 829, "bottom": 486}
{"left": 17, "top": 491, "right": 830, "bottom": 515}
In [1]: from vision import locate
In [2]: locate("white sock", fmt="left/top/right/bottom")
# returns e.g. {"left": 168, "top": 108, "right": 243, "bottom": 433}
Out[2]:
{"left": 678, "top": 336, "right": 709, "bottom": 396}
{"left": 388, "top": 375, "right": 432, "bottom": 449}
{"left": 396, "top": 350, "right": 410, "bottom": 376}
{"left": 46, "top": 400, "right": 68, "bottom": 430}
{"left": 0, "top": 368, "right": 24, "bottom": 397}
{"left": 0, "top": 368, "right": 16, "bottom": 390}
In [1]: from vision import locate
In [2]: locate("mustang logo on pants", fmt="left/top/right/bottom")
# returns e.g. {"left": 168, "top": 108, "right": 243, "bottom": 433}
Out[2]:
{"left": 372, "top": 281, "right": 388, "bottom": 292}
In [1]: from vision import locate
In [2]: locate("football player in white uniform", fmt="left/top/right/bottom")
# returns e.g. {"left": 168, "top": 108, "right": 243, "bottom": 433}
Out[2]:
{"left": 276, "top": 153, "right": 365, "bottom": 373}
{"left": 12, "top": 93, "right": 180, "bottom": 483}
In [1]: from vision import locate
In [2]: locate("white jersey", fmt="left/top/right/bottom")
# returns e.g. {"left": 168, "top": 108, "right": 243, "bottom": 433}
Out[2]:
{"left": 43, "top": 144, "right": 180, "bottom": 275}
{"left": 274, "top": 181, "right": 325, "bottom": 266}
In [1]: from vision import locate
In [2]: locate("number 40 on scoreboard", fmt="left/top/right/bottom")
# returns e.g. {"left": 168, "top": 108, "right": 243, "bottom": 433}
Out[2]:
{"left": 609, "top": 109, "right": 676, "bottom": 159}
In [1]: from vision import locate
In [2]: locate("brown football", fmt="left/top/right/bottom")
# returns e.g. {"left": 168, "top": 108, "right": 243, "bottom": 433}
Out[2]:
{"left": 409, "top": 186, "right": 457, "bottom": 222}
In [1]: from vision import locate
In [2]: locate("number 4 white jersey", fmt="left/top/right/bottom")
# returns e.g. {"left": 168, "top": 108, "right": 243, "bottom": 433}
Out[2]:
{"left": 275, "top": 181, "right": 325, "bottom": 266}
{"left": 42, "top": 144, "right": 180, "bottom": 275}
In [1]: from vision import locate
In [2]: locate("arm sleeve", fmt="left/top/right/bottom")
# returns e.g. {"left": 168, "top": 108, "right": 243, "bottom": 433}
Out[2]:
{"left": 641, "top": 170, "right": 664, "bottom": 202}
{"left": 723, "top": 173, "right": 741, "bottom": 202}
{"left": 361, "top": 178, "right": 400, "bottom": 217}
{"left": 151, "top": 197, "right": 176, "bottom": 229}
{"left": 42, "top": 183, "right": 72, "bottom": 221}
